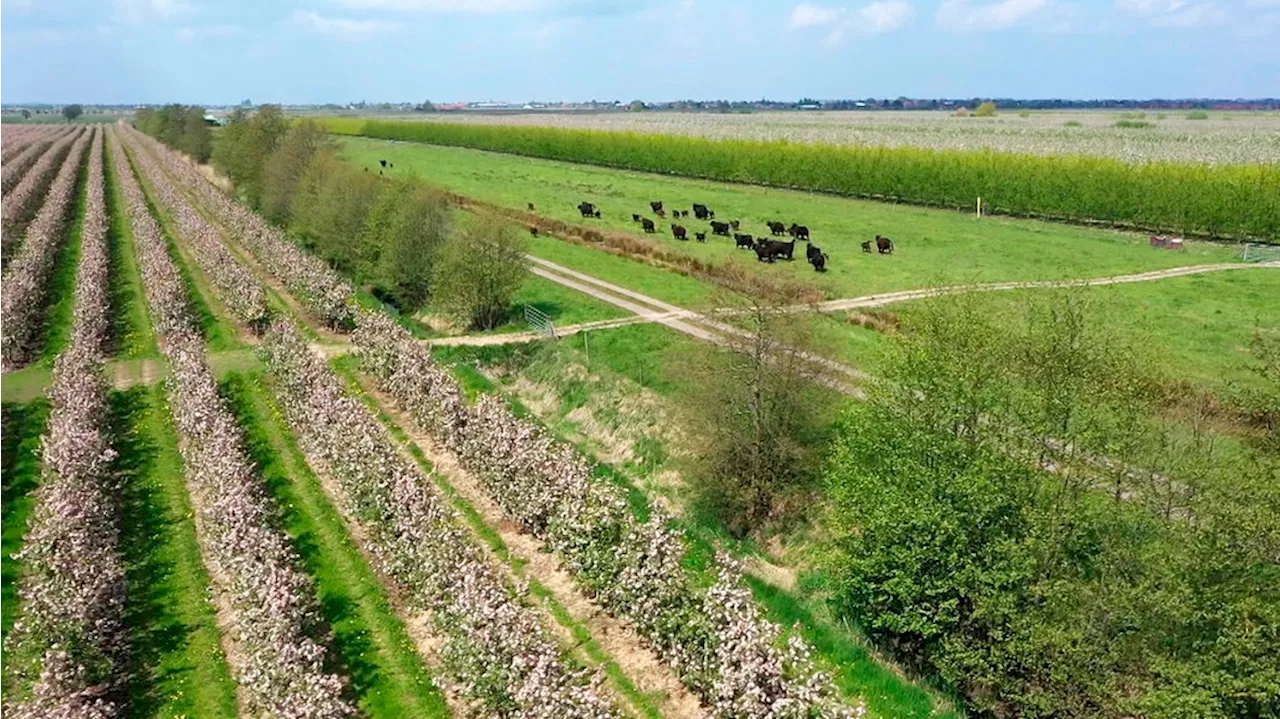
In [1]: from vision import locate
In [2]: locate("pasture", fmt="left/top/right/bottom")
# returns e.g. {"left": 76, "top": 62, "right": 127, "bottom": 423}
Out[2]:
{"left": 337, "top": 135, "right": 1242, "bottom": 301}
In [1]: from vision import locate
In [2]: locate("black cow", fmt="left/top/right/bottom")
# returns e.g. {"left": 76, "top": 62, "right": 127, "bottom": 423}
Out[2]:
{"left": 809, "top": 248, "right": 828, "bottom": 272}
{"left": 758, "top": 238, "right": 796, "bottom": 262}
{"left": 388, "top": 162, "right": 394, "bottom": 168}
{"left": 695, "top": 232, "right": 706, "bottom": 242}
{"left": 379, "top": 159, "right": 387, "bottom": 167}
{"left": 693, "top": 203, "right": 714, "bottom": 220}
{"left": 729, "top": 220, "right": 740, "bottom": 230}
{"left": 861, "top": 241, "right": 873, "bottom": 253}
{"left": 672, "top": 225, "right": 688, "bottom": 241}
{"left": 788, "top": 224, "right": 810, "bottom": 241}
{"left": 529, "top": 226, "right": 539, "bottom": 237}
{"left": 528, "top": 202, "right": 536, "bottom": 211}
{"left": 767, "top": 221, "right": 787, "bottom": 236}
{"left": 734, "top": 233, "right": 754, "bottom": 249}
{"left": 641, "top": 218, "right": 656, "bottom": 233}
{"left": 650, "top": 200, "right": 664, "bottom": 214}
{"left": 876, "top": 234, "right": 894, "bottom": 254}
{"left": 711, "top": 221, "right": 731, "bottom": 236}
{"left": 578, "top": 202, "right": 596, "bottom": 217}
{"left": 632, "top": 213, "right": 642, "bottom": 222}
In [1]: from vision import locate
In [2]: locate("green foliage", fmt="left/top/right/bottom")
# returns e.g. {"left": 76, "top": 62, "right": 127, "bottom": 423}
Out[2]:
{"left": 629, "top": 100, "right": 646, "bottom": 112}
{"left": 290, "top": 151, "right": 383, "bottom": 274}
{"left": 211, "top": 105, "right": 289, "bottom": 208}
{"left": 1187, "top": 110, "right": 1210, "bottom": 120}
{"left": 61, "top": 104, "right": 83, "bottom": 122}
{"left": 1064, "top": 120, "right": 1083, "bottom": 127}
{"left": 1115, "top": 119, "right": 1155, "bottom": 129}
{"left": 135, "top": 104, "right": 214, "bottom": 162}
{"left": 326, "top": 118, "right": 1280, "bottom": 240}
{"left": 824, "top": 292, "right": 1280, "bottom": 718}
{"left": 368, "top": 183, "right": 452, "bottom": 311}
{"left": 432, "top": 215, "right": 528, "bottom": 329}
{"left": 974, "top": 101, "right": 997, "bottom": 117}
{"left": 260, "top": 120, "right": 332, "bottom": 225}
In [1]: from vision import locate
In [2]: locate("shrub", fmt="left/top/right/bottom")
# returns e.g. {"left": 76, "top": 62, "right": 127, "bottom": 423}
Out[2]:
{"left": 290, "top": 151, "right": 383, "bottom": 274}
{"left": 1115, "top": 119, "right": 1155, "bottom": 129}
{"left": 431, "top": 215, "right": 527, "bottom": 330}
{"left": 974, "top": 102, "right": 997, "bottom": 117}
{"left": 1064, "top": 120, "right": 1083, "bottom": 127}
{"left": 260, "top": 120, "right": 331, "bottom": 225}
{"left": 330, "top": 118, "right": 1280, "bottom": 241}
{"left": 1188, "top": 110, "right": 1210, "bottom": 120}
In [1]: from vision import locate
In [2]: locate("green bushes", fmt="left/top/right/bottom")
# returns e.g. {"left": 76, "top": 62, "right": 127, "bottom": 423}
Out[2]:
{"left": 325, "top": 118, "right": 1280, "bottom": 241}
{"left": 1115, "top": 119, "right": 1155, "bottom": 129}
{"left": 431, "top": 214, "right": 527, "bottom": 329}
{"left": 134, "top": 105, "right": 213, "bottom": 162}
{"left": 1187, "top": 110, "right": 1210, "bottom": 120}
{"left": 824, "top": 292, "right": 1280, "bottom": 718}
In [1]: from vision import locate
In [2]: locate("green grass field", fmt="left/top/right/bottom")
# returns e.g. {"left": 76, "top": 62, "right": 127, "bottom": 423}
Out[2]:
{"left": 106, "top": 140, "right": 160, "bottom": 358}
{"left": 337, "top": 136, "right": 1241, "bottom": 300}
{"left": 1, "top": 401, "right": 50, "bottom": 648}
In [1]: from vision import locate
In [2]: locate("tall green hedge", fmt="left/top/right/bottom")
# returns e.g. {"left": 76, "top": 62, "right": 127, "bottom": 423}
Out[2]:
{"left": 322, "top": 117, "right": 1280, "bottom": 241}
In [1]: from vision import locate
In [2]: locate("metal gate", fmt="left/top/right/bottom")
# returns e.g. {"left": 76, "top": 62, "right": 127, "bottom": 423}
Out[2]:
{"left": 1242, "top": 243, "right": 1280, "bottom": 263}
{"left": 524, "top": 305, "right": 556, "bottom": 337}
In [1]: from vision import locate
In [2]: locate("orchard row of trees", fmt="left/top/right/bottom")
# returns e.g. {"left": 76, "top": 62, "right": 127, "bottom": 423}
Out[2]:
{"left": 824, "top": 293, "right": 1280, "bottom": 718}
{"left": 134, "top": 104, "right": 213, "bottom": 162}
{"left": 211, "top": 105, "right": 525, "bottom": 328}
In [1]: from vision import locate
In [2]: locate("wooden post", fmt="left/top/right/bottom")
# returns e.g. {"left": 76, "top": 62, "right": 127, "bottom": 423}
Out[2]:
{"left": 583, "top": 330, "right": 590, "bottom": 368}
{"left": 977, "top": 197, "right": 982, "bottom": 218}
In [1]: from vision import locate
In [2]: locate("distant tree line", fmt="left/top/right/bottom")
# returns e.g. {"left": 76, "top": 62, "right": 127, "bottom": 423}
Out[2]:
{"left": 134, "top": 104, "right": 213, "bottom": 162}
{"left": 211, "top": 105, "right": 525, "bottom": 327}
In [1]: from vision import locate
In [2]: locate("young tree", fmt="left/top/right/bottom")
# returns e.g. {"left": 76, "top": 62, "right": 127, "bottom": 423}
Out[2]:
{"left": 180, "top": 106, "right": 213, "bottom": 162}
{"left": 260, "top": 120, "right": 332, "bottom": 225}
{"left": 673, "top": 290, "right": 836, "bottom": 537}
{"left": 62, "top": 104, "right": 83, "bottom": 122}
{"left": 431, "top": 215, "right": 527, "bottom": 330}
{"left": 21, "top": 109, "right": 31, "bottom": 120}
{"left": 290, "top": 152, "right": 384, "bottom": 274}
{"left": 368, "top": 183, "right": 452, "bottom": 310}
{"left": 212, "top": 104, "right": 289, "bottom": 208}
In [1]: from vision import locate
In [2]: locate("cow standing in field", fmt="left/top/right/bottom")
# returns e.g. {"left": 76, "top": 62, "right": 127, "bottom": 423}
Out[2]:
{"left": 695, "top": 232, "right": 706, "bottom": 242}
{"left": 756, "top": 238, "right": 796, "bottom": 262}
{"left": 734, "top": 233, "right": 755, "bottom": 249}
{"left": 632, "top": 213, "right": 642, "bottom": 223}
{"left": 693, "top": 203, "right": 714, "bottom": 220}
{"left": 672, "top": 225, "right": 688, "bottom": 241}
{"left": 807, "top": 243, "right": 828, "bottom": 272}
{"left": 729, "top": 220, "right": 740, "bottom": 230}
{"left": 767, "top": 221, "right": 787, "bottom": 236}
{"left": 578, "top": 202, "right": 597, "bottom": 217}
{"left": 650, "top": 200, "right": 664, "bottom": 214}
{"left": 530, "top": 226, "right": 539, "bottom": 237}
{"left": 711, "top": 221, "right": 731, "bottom": 236}
{"left": 380, "top": 159, "right": 387, "bottom": 167}
{"left": 788, "top": 224, "right": 810, "bottom": 241}
{"left": 876, "top": 235, "right": 894, "bottom": 254}
{"left": 861, "top": 241, "right": 873, "bottom": 253}
{"left": 528, "top": 202, "right": 536, "bottom": 211}
{"left": 641, "top": 218, "right": 656, "bottom": 233}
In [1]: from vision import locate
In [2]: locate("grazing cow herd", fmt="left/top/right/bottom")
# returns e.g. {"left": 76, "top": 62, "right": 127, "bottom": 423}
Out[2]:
{"left": 527, "top": 195, "right": 901, "bottom": 274}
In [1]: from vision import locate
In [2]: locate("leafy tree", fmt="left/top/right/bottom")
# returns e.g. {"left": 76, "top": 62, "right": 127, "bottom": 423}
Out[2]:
{"left": 364, "top": 183, "right": 452, "bottom": 310}
{"left": 431, "top": 215, "right": 527, "bottom": 330}
{"left": 418, "top": 100, "right": 437, "bottom": 112}
{"left": 62, "top": 104, "right": 83, "bottom": 122}
{"left": 672, "top": 289, "right": 835, "bottom": 537}
{"left": 212, "top": 104, "right": 289, "bottom": 208}
{"left": 974, "top": 101, "right": 997, "bottom": 117}
{"left": 290, "top": 151, "right": 384, "bottom": 274}
{"left": 260, "top": 120, "right": 332, "bottom": 225}
{"left": 21, "top": 109, "right": 30, "bottom": 120}
{"left": 628, "top": 100, "right": 646, "bottom": 112}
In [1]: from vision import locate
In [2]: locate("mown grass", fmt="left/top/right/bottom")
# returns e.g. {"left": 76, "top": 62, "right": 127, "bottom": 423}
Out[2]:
{"left": 37, "top": 150, "right": 90, "bottom": 365}
{"left": 106, "top": 138, "right": 160, "bottom": 358}
{"left": 219, "top": 371, "right": 452, "bottom": 719}
{"left": 114, "top": 385, "right": 239, "bottom": 719}
{"left": 335, "top": 136, "right": 1242, "bottom": 302}
{"left": 1, "top": 400, "right": 50, "bottom": 647}
{"left": 503, "top": 274, "right": 629, "bottom": 329}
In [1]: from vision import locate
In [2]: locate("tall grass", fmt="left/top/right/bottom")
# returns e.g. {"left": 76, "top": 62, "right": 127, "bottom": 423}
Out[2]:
{"left": 322, "top": 118, "right": 1280, "bottom": 241}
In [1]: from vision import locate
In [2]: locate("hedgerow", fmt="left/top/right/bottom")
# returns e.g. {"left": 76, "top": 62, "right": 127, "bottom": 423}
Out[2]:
{"left": 327, "top": 118, "right": 1280, "bottom": 241}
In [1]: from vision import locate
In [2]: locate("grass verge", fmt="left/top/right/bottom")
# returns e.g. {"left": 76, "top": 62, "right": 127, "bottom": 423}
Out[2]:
{"left": 105, "top": 139, "right": 160, "bottom": 358}
{"left": 113, "top": 385, "right": 239, "bottom": 719}
{"left": 1, "top": 400, "right": 50, "bottom": 645}
{"left": 36, "top": 152, "right": 90, "bottom": 364}
{"left": 219, "top": 371, "right": 452, "bottom": 719}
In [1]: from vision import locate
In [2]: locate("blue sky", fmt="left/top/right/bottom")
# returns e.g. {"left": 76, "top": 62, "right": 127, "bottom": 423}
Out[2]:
{"left": 2, "top": 0, "right": 1277, "bottom": 104}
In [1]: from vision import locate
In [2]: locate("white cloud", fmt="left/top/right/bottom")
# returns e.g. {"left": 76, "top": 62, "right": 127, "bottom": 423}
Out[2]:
{"left": 114, "top": 0, "right": 193, "bottom": 24}
{"left": 788, "top": 0, "right": 914, "bottom": 44}
{"left": 1116, "top": 0, "right": 1227, "bottom": 27}
{"left": 935, "top": 0, "right": 1048, "bottom": 31}
{"left": 292, "top": 10, "right": 401, "bottom": 37}
{"left": 332, "top": 0, "right": 542, "bottom": 11}
{"left": 789, "top": 3, "right": 843, "bottom": 28}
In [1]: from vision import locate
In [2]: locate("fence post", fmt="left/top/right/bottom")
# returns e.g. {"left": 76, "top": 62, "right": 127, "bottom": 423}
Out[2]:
{"left": 977, "top": 197, "right": 982, "bottom": 218}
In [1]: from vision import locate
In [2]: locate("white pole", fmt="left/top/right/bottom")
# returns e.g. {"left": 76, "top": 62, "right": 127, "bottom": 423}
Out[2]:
{"left": 977, "top": 197, "right": 982, "bottom": 218}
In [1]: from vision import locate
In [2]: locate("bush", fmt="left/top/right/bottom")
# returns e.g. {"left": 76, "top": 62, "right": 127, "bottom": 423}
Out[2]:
{"left": 290, "top": 151, "right": 383, "bottom": 274}
{"left": 260, "top": 120, "right": 331, "bottom": 225}
{"left": 329, "top": 118, "right": 1280, "bottom": 241}
{"left": 212, "top": 105, "right": 289, "bottom": 208}
{"left": 1064, "top": 120, "right": 1083, "bottom": 127}
{"left": 974, "top": 101, "right": 997, "bottom": 117}
{"left": 365, "top": 181, "right": 451, "bottom": 311}
{"left": 135, "top": 104, "right": 213, "bottom": 162}
{"left": 1188, "top": 110, "right": 1210, "bottom": 120}
{"left": 431, "top": 215, "right": 527, "bottom": 330}
{"left": 1115, "top": 119, "right": 1155, "bottom": 129}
